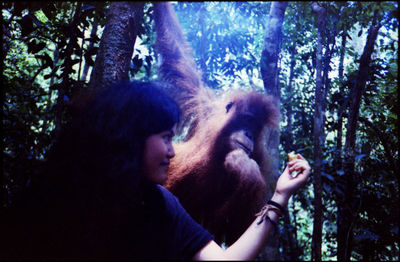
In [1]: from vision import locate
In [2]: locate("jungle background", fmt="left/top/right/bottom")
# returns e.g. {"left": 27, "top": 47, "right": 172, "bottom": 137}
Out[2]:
{"left": 2, "top": 1, "right": 398, "bottom": 261}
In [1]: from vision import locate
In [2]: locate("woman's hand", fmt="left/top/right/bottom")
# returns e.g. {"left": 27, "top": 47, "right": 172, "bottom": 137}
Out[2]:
{"left": 271, "top": 154, "right": 311, "bottom": 206}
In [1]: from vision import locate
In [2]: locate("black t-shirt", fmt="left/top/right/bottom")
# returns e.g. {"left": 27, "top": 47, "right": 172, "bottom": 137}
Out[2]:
{"left": 1, "top": 184, "right": 213, "bottom": 260}
{"left": 121, "top": 184, "right": 214, "bottom": 260}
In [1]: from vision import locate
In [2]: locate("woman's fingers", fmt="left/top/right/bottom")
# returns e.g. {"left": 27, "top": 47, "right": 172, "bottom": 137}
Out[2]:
{"left": 297, "top": 154, "right": 305, "bottom": 160}
{"left": 288, "top": 157, "right": 310, "bottom": 175}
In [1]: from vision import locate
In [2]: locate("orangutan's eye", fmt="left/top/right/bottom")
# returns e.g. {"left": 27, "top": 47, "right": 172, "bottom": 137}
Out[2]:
{"left": 225, "top": 102, "right": 234, "bottom": 113}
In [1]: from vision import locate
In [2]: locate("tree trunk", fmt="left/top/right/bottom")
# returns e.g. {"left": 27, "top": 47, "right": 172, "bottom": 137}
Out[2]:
{"left": 198, "top": 4, "right": 208, "bottom": 85}
{"left": 260, "top": 2, "right": 288, "bottom": 260}
{"left": 338, "top": 32, "right": 346, "bottom": 81}
{"left": 282, "top": 44, "right": 301, "bottom": 260}
{"left": 397, "top": 55, "right": 400, "bottom": 262}
{"left": 310, "top": 2, "right": 326, "bottom": 261}
{"left": 337, "top": 18, "right": 381, "bottom": 261}
{"left": 261, "top": 2, "right": 287, "bottom": 101}
{"left": 286, "top": 45, "right": 296, "bottom": 151}
{"left": 334, "top": 32, "right": 347, "bottom": 173}
{"left": 88, "top": 2, "right": 144, "bottom": 93}
{"left": 81, "top": 22, "right": 98, "bottom": 82}
{"left": 397, "top": 43, "right": 400, "bottom": 261}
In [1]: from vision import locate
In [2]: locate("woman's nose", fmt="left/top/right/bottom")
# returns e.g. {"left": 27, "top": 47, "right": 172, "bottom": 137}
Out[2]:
{"left": 167, "top": 143, "right": 175, "bottom": 158}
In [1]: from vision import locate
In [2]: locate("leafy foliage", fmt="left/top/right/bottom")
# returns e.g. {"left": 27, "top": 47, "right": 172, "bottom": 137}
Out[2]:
{"left": 2, "top": 1, "right": 108, "bottom": 206}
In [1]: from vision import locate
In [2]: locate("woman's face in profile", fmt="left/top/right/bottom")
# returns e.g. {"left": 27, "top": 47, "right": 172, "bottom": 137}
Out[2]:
{"left": 142, "top": 126, "right": 176, "bottom": 184}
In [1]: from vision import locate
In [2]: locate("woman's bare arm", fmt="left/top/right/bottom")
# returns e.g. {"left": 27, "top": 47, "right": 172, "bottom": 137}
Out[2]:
{"left": 193, "top": 154, "right": 311, "bottom": 260}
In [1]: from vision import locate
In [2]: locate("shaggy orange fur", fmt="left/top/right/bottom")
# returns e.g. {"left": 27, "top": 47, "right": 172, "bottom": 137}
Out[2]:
{"left": 154, "top": 2, "right": 280, "bottom": 245}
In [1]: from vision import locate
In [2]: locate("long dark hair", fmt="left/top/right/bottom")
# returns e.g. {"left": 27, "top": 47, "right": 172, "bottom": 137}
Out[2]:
{"left": 0, "top": 81, "right": 181, "bottom": 260}
{"left": 43, "top": 81, "right": 180, "bottom": 203}
{"left": 4, "top": 81, "right": 179, "bottom": 258}
{"left": 1, "top": 81, "right": 181, "bottom": 259}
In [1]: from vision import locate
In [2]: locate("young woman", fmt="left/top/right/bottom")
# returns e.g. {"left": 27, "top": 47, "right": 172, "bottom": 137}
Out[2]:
{"left": 1, "top": 81, "right": 310, "bottom": 260}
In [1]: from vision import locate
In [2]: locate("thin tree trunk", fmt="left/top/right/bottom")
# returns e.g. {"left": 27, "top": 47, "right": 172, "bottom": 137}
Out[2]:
{"left": 310, "top": 2, "right": 326, "bottom": 261}
{"left": 260, "top": 0, "right": 288, "bottom": 185}
{"left": 334, "top": 32, "right": 347, "bottom": 173}
{"left": 338, "top": 17, "right": 381, "bottom": 261}
{"left": 81, "top": 22, "right": 99, "bottom": 82}
{"left": 338, "top": 32, "right": 346, "bottom": 81}
{"left": 77, "top": 26, "right": 86, "bottom": 82}
{"left": 89, "top": 2, "right": 144, "bottom": 92}
{"left": 261, "top": 2, "right": 287, "bottom": 101}
{"left": 397, "top": 49, "right": 400, "bottom": 260}
{"left": 397, "top": 57, "right": 400, "bottom": 261}
{"left": 260, "top": 2, "right": 288, "bottom": 260}
{"left": 286, "top": 45, "right": 296, "bottom": 150}
{"left": 283, "top": 44, "right": 301, "bottom": 260}
{"left": 198, "top": 4, "right": 208, "bottom": 85}
{"left": 333, "top": 3, "right": 348, "bottom": 165}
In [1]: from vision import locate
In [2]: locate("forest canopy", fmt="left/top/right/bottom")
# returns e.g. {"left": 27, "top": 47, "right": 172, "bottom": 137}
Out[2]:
{"left": 2, "top": 1, "right": 398, "bottom": 261}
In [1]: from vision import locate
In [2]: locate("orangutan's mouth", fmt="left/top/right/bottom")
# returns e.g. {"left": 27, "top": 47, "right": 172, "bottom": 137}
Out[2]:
{"left": 235, "top": 141, "right": 251, "bottom": 155}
